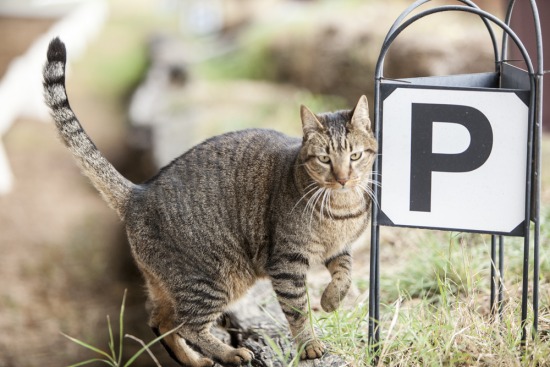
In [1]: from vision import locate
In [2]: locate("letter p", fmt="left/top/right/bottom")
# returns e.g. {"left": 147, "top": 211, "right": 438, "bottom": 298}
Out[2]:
{"left": 409, "top": 103, "right": 493, "bottom": 212}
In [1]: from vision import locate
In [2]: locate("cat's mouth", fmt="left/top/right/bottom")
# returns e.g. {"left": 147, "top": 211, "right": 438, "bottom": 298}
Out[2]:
{"left": 324, "top": 181, "right": 356, "bottom": 191}
{"left": 324, "top": 177, "right": 362, "bottom": 190}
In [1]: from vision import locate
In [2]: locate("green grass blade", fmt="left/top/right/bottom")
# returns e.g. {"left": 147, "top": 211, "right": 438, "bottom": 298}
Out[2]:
{"left": 118, "top": 289, "right": 127, "bottom": 366}
{"left": 61, "top": 332, "right": 116, "bottom": 363}
{"left": 125, "top": 334, "right": 163, "bottom": 367}
{"left": 305, "top": 285, "right": 316, "bottom": 339}
{"left": 67, "top": 358, "right": 115, "bottom": 367}
{"left": 263, "top": 333, "right": 292, "bottom": 365}
{"left": 123, "top": 323, "right": 182, "bottom": 367}
{"left": 107, "top": 315, "right": 117, "bottom": 361}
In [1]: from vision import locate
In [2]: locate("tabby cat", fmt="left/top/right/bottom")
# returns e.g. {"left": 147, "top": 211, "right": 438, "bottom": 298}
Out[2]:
{"left": 43, "top": 37, "right": 378, "bottom": 366}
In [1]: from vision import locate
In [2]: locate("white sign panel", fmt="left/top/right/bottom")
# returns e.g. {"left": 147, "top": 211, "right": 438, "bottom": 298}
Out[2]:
{"left": 380, "top": 86, "right": 529, "bottom": 234}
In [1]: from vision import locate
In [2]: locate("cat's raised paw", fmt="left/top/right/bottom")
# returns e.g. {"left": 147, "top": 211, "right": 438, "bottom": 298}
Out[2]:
{"left": 223, "top": 347, "right": 254, "bottom": 365}
{"left": 300, "top": 339, "right": 325, "bottom": 360}
{"left": 320, "top": 291, "right": 339, "bottom": 313}
{"left": 320, "top": 282, "right": 346, "bottom": 312}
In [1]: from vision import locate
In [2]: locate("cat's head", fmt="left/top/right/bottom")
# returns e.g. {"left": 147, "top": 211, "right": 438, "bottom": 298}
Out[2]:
{"left": 299, "top": 95, "right": 377, "bottom": 191}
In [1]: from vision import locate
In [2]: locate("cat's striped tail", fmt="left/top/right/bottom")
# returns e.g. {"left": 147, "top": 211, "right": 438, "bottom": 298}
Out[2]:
{"left": 43, "top": 37, "right": 136, "bottom": 220}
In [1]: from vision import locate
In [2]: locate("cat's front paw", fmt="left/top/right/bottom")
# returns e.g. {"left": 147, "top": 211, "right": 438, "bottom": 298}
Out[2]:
{"left": 320, "top": 287, "right": 339, "bottom": 312}
{"left": 321, "top": 281, "right": 349, "bottom": 312}
{"left": 300, "top": 339, "right": 325, "bottom": 360}
{"left": 222, "top": 347, "right": 254, "bottom": 365}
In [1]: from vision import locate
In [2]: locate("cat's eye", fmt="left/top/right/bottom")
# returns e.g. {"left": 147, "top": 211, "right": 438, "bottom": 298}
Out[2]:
{"left": 350, "top": 152, "right": 362, "bottom": 161}
{"left": 318, "top": 155, "right": 330, "bottom": 163}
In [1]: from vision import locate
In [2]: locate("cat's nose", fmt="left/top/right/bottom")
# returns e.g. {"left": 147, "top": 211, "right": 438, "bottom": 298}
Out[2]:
{"left": 336, "top": 178, "right": 348, "bottom": 186}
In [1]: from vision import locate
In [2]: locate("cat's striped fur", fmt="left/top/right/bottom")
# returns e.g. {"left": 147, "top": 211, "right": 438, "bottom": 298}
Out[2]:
{"left": 43, "top": 37, "right": 378, "bottom": 366}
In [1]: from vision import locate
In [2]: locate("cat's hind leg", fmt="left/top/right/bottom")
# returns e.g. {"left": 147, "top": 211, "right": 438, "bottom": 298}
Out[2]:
{"left": 144, "top": 270, "right": 214, "bottom": 367}
{"left": 151, "top": 326, "right": 214, "bottom": 367}
{"left": 179, "top": 325, "right": 254, "bottom": 366}
{"left": 148, "top": 290, "right": 254, "bottom": 366}
{"left": 171, "top": 283, "right": 254, "bottom": 365}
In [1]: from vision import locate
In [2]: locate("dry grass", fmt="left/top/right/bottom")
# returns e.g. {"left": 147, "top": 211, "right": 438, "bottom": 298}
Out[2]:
{"left": 313, "top": 229, "right": 550, "bottom": 366}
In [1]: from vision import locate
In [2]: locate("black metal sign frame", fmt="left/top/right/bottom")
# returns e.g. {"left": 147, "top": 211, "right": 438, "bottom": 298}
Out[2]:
{"left": 368, "top": 0, "right": 543, "bottom": 354}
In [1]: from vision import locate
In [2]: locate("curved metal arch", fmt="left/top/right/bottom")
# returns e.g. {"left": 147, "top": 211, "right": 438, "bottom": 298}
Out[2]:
{"left": 383, "top": 0, "right": 500, "bottom": 73}
{"left": 374, "top": 5, "right": 535, "bottom": 79}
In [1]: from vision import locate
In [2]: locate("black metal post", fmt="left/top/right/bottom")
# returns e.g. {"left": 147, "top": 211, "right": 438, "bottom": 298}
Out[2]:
{"left": 368, "top": 221, "right": 379, "bottom": 351}
{"left": 490, "top": 235, "right": 504, "bottom": 318}
{"left": 490, "top": 235, "right": 497, "bottom": 314}
{"left": 532, "top": 71, "right": 543, "bottom": 336}
{"left": 498, "top": 236, "right": 504, "bottom": 317}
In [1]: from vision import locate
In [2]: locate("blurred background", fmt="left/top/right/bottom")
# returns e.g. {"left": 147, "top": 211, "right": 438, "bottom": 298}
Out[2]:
{"left": 0, "top": 0, "right": 546, "bottom": 366}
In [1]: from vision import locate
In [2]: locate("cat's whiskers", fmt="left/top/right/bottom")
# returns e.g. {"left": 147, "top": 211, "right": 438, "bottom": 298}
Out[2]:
{"left": 357, "top": 182, "right": 380, "bottom": 209}
{"left": 354, "top": 186, "right": 367, "bottom": 208}
{"left": 304, "top": 181, "right": 319, "bottom": 190}
{"left": 304, "top": 187, "right": 324, "bottom": 227}
{"left": 368, "top": 178, "right": 381, "bottom": 188}
{"left": 356, "top": 174, "right": 380, "bottom": 188}
{"left": 319, "top": 189, "right": 327, "bottom": 221}
{"left": 291, "top": 182, "right": 319, "bottom": 214}
{"left": 308, "top": 186, "right": 335, "bottom": 229}
{"left": 326, "top": 189, "right": 334, "bottom": 219}
{"left": 306, "top": 187, "right": 324, "bottom": 232}
{"left": 320, "top": 188, "right": 334, "bottom": 221}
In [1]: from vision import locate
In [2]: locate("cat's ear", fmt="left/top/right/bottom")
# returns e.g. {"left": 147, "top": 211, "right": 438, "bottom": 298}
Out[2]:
{"left": 300, "top": 105, "right": 325, "bottom": 138}
{"left": 349, "top": 95, "right": 371, "bottom": 132}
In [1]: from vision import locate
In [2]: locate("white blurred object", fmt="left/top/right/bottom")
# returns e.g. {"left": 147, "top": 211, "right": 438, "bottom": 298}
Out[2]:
{"left": 0, "top": 0, "right": 108, "bottom": 194}
{"left": 181, "top": 0, "right": 224, "bottom": 35}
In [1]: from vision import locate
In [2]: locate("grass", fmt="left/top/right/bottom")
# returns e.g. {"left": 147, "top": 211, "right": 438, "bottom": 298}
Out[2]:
{"left": 64, "top": 222, "right": 550, "bottom": 367}
{"left": 316, "top": 293, "right": 549, "bottom": 366}
{"left": 56, "top": 222, "right": 548, "bottom": 367}
{"left": 314, "top": 228, "right": 550, "bottom": 366}
{"left": 63, "top": 291, "right": 179, "bottom": 367}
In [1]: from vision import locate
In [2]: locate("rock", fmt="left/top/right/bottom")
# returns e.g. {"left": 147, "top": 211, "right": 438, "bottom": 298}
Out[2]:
{"left": 218, "top": 280, "right": 348, "bottom": 367}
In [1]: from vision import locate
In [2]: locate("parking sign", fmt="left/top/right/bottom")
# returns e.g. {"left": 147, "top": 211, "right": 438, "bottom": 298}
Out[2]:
{"left": 379, "top": 85, "right": 529, "bottom": 235}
